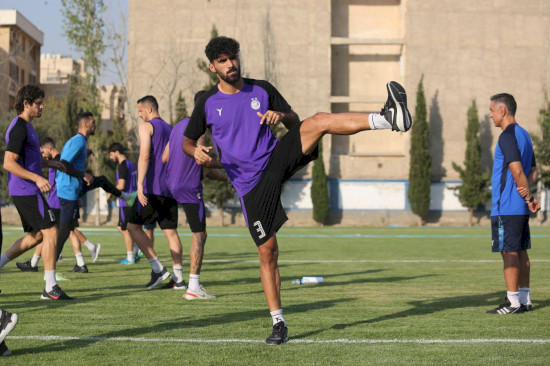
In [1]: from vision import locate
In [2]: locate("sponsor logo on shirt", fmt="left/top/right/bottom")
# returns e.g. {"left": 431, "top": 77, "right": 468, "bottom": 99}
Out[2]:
{"left": 217, "top": 108, "right": 223, "bottom": 116}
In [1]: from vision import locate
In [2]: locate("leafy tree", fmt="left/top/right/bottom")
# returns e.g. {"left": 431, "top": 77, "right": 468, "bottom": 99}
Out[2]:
{"left": 173, "top": 90, "right": 188, "bottom": 125}
{"left": 408, "top": 76, "right": 431, "bottom": 224}
{"left": 532, "top": 95, "right": 550, "bottom": 187}
{"left": 311, "top": 140, "right": 330, "bottom": 224}
{"left": 451, "top": 100, "right": 491, "bottom": 226}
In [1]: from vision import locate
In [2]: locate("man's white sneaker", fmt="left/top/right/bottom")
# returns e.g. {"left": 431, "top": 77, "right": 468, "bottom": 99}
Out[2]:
{"left": 183, "top": 286, "right": 216, "bottom": 300}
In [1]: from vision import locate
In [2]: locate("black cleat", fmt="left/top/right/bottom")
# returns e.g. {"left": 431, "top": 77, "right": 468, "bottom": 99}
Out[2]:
{"left": 521, "top": 304, "right": 533, "bottom": 312}
{"left": 145, "top": 268, "right": 170, "bottom": 290}
{"left": 500, "top": 296, "right": 533, "bottom": 312}
{"left": 0, "top": 310, "right": 18, "bottom": 344}
{"left": 40, "top": 285, "right": 74, "bottom": 300}
{"left": 265, "top": 321, "right": 288, "bottom": 345}
{"left": 16, "top": 260, "right": 38, "bottom": 272}
{"left": 486, "top": 304, "right": 523, "bottom": 315}
{"left": 381, "top": 81, "right": 412, "bottom": 132}
{"left": 0, "top": 341, "right": 10, "bottom": 357}
{"left": 69, "top": 264, "right": 88, "bottom": 273}
{"left": 161, "top": 278, "right": 187, "bottom": 290}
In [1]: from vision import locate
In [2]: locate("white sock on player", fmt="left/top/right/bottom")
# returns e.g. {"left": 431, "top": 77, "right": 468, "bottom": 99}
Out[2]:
{"left": 507, "top": 291, "right": 520, "bottom": 307}
{"left": 519, "top": 287, "right": 531, "bottom": 305}
{"left": 127, "top": 251, "right": 134, "bottom": 262}
{"left": 83, "top": 239, "right": 96, "bottom": 252}
{"left": 75, "top": 253, "right": 85, "bottom": 267}
{"left": 189, "top": 274, "right": 200, "bottom": 290}
{"left": 173, "top": 265, "right": 183, "bottom": 283}
{"left": 148, "top": 257, "right": 163, "bottom": 273}
{"left": 31, "top": 254, "right": 41, "bottom": 267}
{"left": 44, "top": 270, "right": 57, "bottom": 292}
{"left": 368, "top": 113, "right": 392, "bottom": 130}
{"left": 0, "top": 253, "right": 10, "bottom": 269}
{"left": 270, "top": 309, "right": 286, "bottom": 326}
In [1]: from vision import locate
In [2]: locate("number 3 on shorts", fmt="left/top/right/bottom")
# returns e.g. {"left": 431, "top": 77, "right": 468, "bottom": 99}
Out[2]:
{"left": 253, "top": 221, "right": 266, "bottom": 239}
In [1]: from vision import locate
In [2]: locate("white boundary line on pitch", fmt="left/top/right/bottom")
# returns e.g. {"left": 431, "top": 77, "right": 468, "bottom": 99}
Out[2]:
{"left": 8, "top": 335, "right": 550, "bottom": 344}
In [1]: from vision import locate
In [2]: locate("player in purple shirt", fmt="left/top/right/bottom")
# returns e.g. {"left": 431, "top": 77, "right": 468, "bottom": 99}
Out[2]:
{"left": 16, "top": 137, "right": 101, "bottom": 273}
{"left": 184, "top": 37, "right": 412, "bottom": 344}
{"left": 127, "top": 95, "right": 182, "bottom": 289}
{"left": 108, "top": 143, "right": 141, "bottom": 265}
{"left": 0, "top": 85, "right": 70, "bottom": 300}
{"left": 162, "top": 90, "right": 229, "bottom": 299}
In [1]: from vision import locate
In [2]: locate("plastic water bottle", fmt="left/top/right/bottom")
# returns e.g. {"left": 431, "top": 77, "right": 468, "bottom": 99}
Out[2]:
{"left": 292, "top": 276, "right": 324, "bottom": 285}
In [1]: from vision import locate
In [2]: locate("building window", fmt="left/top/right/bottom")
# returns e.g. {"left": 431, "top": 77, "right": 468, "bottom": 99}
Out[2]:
{"left": 21, "top": 34, "right": 25, "bottom": 56}
{"left": 9, "top": 62, "right": 17, "bottom": 81}
{"left": 29, "top": 73, "right": 36, "bottom": 85}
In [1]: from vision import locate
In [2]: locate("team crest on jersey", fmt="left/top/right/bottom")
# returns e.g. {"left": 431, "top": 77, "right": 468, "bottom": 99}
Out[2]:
{"left": 250, "top": 97, "right": 261, "bottom": 110}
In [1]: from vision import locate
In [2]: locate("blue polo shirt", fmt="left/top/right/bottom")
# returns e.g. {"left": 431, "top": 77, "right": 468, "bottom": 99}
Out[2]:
{"left": 56, "top": 133, "right": 87, "bottom": 201}
{"left": 491, "top": 123, "right": 535, "bottom": 216}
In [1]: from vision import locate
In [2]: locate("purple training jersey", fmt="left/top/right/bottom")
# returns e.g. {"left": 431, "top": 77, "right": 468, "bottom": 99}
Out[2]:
{"left": 117, "top": 159, "right": 137, "bottom": 207}
{"left": 184, "top": 79, "right": 291, "bottom": 197}
{"left": 166, "top": 118, "right": 202, "bottom": 204}
{"left": 143, "top": 118, "right": 172, "bottom": 197}
{"left": 47, "top": 155, "right": 61, "bottom": 209}
{"left": 5, "top": 117, "right": 42, "bottom": 196}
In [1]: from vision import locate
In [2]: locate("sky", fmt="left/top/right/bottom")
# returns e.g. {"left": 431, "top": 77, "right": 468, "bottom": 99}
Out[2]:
{"left": 1, "top": 0, "right": 129, "bottom": 84}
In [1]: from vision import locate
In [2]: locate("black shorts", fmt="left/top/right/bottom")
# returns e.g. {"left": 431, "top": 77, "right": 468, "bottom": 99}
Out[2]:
{"left": 144, "top": 223, "right": 156, "bottom": 230}
{"left": 118, "top": 206, "right": 133, "bottom": 230}
{"left": 241, "top": 122, "right": 318, "bottom": 246}
{"left": 12, "top": 194, "right": 56, "bottom": 233}
{"left": 491, "top": 215, "right": 531, "bottom": 252}
{"left": 182, "top": 202, "right": 206, "bottom": 233}
{"left": 128, "top": 194, "right": 178, "bottom": 230}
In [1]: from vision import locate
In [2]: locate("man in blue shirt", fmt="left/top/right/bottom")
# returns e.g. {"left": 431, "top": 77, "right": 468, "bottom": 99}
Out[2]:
{"left": 488, "top": 93, "right": 540, "bottom": 315}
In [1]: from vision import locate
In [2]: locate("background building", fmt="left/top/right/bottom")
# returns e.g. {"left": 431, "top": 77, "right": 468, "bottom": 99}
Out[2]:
{"left": 0, "top": 9, "right": 42, "bottom": 115}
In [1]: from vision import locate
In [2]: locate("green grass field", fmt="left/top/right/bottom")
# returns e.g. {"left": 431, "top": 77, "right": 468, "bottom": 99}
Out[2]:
{"left": 1, "top": 225, "right": 549, "bottom": 365}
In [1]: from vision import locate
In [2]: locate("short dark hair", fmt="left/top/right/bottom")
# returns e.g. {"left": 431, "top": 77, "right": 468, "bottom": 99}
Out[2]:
{"left": 15, "top": 85, "right": 44, "bottom": 114}
{"left": 40, "top": 137, "right": 56, "bottom": 148}
{"left": 491, "top": 93, "right": 517, "bottom": 117}
{"left": 205, "top": 36, "right": 240, "bottom": 62}
{"left": 137, "top": 95, "right": 158, "bottom": 111}
{"left": 108, "top": 142, "right": 125, "bottom": 154}
{"left": 76, "top": 111, "right": 94, "bottom": 126}
{"left": 194, "top": 90, "right": 207, "bottom": 105}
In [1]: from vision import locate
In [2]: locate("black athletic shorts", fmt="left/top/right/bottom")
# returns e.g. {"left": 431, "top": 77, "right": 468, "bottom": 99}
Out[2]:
{"left": 52, "top": 208, "right": 79, "bottom": 230}
{"left": 491, "top": 215, "right": 531, "bottom": 253}
{"left": 128, "top": 194, "right": 178, "bottom": 230}
{"left": 12, "top": 194, "right": 56, "bottom": 233}
{"left": 118, "top": 206, "right": 133, "bottom": 230}
{"left": 182, "top": 201, "right": 206, "bottom": 233}
{"left": 241, "top": 122, "right": 318, "bottom": 246}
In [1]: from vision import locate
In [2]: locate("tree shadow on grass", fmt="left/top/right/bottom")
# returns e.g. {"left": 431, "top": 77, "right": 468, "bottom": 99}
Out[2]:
{"left": 292, "top": 292, "right": 550, "bottom": 339}
{"left": 12, "top": 297, "right": 356, "bottom": 356}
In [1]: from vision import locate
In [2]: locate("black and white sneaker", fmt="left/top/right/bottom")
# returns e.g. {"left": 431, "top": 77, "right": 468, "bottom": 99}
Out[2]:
{"left": 16, "top": 259, "right": 38, "bottom": 272}
{"left": 69, "top": 264, "right": 88, "bottom": 273}
{"left": 381, "top": 81, "right": 412, "bottom": 132}
{"left": 499, "top": 296, "right": 533, "bottom": 312}
{"left": 0, "top": 310, "right": 18, "bottom": 344}
{"left": 40, "top": 285, "right": 74, "bottom": 300}
{"left": 0, "top": 341, "right": 10, "bottom": 357}
{"left": 161, "top": 278, "right": 187, "bottom": 290}
{"left": 265, "top": 321, "right": 288, "bottom": 345}
{"left": 486, "top": 304, "right": 523, "bottom": 314}
{"left": 145, "top": 268, "right": 170, "bottom": 290}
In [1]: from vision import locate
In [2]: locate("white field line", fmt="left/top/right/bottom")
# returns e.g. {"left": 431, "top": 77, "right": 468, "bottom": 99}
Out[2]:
{"left": 8, "top": 335, "right": 550, "bottom": 344}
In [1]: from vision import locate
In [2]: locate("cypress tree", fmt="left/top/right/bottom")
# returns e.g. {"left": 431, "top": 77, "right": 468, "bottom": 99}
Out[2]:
{"left": 311, "top": 140, "right": 330, "bottom": 224}
{"left": 451, "top": 100, "right": 491, "bottom": 226}
{"left": 173, "top": 90, "right": 188, "bottom": 125}
{"left": 532, "top": 96, "right": 550, "bottom": 187}
{"left": 408, "top": 76, "right": 431, "bottom": 224}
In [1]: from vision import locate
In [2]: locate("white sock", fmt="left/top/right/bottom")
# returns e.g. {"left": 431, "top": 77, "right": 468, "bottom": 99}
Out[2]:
{"left": 270, "top": 309, "right": 286, "bottom": 326}
{"left": 133, "top": 243, "right": 139, "bottom": 253}
{"left": 173, "top": 265, "right": 183, "bottom": 283}
{"left": 0, "top": 253, "right": 10, "bottom": 269}
{"left": 519, "top": 287, "right": 531, "bottom": 305}
{"left": 507, "top": 291, "right": 520, "bottom": 307}
{"left": 368, "top": 113, "right": 392, "bottom": 130}
{"left": 83, "top": 239, "right": 96, "bottom": 252}
{"left": 75, "top": 253, "right": 85, "bottom": 267}
{"left": 44, "top": 270, "right": 57, "bottom": 292}
{"left": 31, "top": 254, "right": 41, "bottom": 267}
{"left": 189, "top": 274, "right": 200, "bottom": 290}
{"left": 127, "top": 251, "right": 134, "bottom": 262}
{"left": 148, "top": 257, "right": 163, "bottom": 273}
